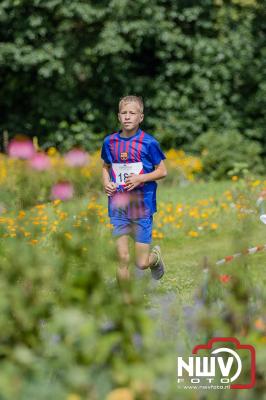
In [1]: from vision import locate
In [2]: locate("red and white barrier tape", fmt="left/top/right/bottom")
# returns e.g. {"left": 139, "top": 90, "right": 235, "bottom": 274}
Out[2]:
{"left": 216, "top": 244, "right": 266, "bottom": 266}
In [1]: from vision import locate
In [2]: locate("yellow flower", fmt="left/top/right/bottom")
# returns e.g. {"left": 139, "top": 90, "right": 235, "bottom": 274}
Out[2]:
{"left": 210, "top": 223, "right": 218, "bottom": 230}
{"left": 164, "top": 149, "right": 202, "bottom": 180}
{"left": 252, "top": 179, "right": 261, "bottom": 187}
{"left": 224, "top": 191, "right": 233, "bottom": 200}
{"left": 81, "top": 167, "right": 91, "bottom": 178}
{"left": 30, "top": 239, "right": 38, "bottom": 245}
{"left": 189, "top": 209, "right": 199, "bottom": 218}
{"left": 106, "top": 388, "right": 134, "bottom": 400}
{"left": 53, "top": 199, "right": 61, "bottom": 206}
{"left": 67, "top": 394, "right": 81, "bottom": 400}
{"left": 197, "top": 199, "right": 209, "bottom": 206}
{"left": 35, "top": 204, "right": 45, "bottom": 209}
{"left": 64, "top": 232, "right": 72, "bottom": 240}
{"left": 165, "top": 215, "right": 175, "bottom": 223}
{"left": 59, "top": 212, "right": 68, "bottom": 220}
{"left": 201, "top": 212, "right": 208, "bottom": 218}
{"left": 152, "top": 231, "right": 157, "bottom": 238}
{"left": 188, "top": 230, "right": 199, "bottom": 238}
{"left": 18, "top": 211, "right": 26, "bottom": 219}
{"left": 231, "top": 175, "right": 238, "bottom": 182}
{"left": 47, "top": 146, "right": 57, "bottom": 156}
{"left": 221, "top": 202, "right": 228, "bottom": 209}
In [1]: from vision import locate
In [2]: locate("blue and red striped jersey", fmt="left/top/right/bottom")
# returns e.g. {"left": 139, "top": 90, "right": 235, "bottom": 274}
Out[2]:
{"left": 101, "top": 128, "right": 166, "bottom": 218}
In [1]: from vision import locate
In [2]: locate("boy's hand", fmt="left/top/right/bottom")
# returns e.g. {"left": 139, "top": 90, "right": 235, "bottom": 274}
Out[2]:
{"left": 104, "top": 182, "right": 117, "bottom": 196}
{"left": 125, "top": 174, "right": 143, "bottom": 191}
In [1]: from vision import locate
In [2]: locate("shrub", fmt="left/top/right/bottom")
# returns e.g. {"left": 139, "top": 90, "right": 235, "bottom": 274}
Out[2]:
{"left": 164, "top": 149, "right": 202, "bottom": 185}
{"left": 193, "top": 130, "right": 264, "bottom": 180}
{"left": 0, "top": 150, "right": 102, "bottom": 210}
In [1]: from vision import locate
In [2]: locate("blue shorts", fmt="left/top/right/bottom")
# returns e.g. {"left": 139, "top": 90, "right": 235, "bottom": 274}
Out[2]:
{"left": 110, "top": 216, "right": 153, "bottom": 244}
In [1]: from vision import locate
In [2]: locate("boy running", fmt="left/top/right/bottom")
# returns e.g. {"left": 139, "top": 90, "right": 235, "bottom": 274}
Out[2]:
{"left": 101, "top": 96, "right": 167, "bottom": 284}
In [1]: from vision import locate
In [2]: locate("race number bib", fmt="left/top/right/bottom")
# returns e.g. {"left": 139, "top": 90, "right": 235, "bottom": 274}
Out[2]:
{"left": 111, "top": 162, "right": 143, "bottom": 185}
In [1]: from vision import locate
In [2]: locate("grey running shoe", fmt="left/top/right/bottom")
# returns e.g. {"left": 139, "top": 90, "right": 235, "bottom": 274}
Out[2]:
{"left": 150, "top": 245, "right": 165, "bottom": 280}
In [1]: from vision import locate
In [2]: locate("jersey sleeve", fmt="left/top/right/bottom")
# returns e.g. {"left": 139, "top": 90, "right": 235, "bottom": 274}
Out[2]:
{"left": 148, "top": 139, "right": 166, "bottom": 165}
{"left": 101, "top": 139, "right": 112, "bottom": 164}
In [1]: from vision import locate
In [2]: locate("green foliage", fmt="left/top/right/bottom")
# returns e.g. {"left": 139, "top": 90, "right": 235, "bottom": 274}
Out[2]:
{"left": 0, "top": 177, "right": 266, "bottom": 398}
{"left": 0, "top": 1, "right": 265, "bottom": 152}
{"left": 0, "top": 207, "right": 162, "bottom": 399}
{"left": 193, "top": 130, "right": 264, "bottom": 179}
{"left": 0, "top": 164, "right": 98, "bottom": 210}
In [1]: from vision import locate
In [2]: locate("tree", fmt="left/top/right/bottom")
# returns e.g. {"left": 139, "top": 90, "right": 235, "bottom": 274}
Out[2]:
{"left": 0, "top": 0, "right": 265, "bottom": 152}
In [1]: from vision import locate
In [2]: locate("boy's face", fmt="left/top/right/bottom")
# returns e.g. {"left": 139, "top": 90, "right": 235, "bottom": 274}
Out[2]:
{"left": 118, "top": 101, "right": 144, "bottom": 132}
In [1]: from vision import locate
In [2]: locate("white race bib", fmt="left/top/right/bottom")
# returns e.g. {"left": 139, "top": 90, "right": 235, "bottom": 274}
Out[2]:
{"left": 112, "top": 162, "right": 143, "bottom": 185}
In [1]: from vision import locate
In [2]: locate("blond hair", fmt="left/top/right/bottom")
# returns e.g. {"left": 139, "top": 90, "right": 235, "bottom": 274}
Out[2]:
{"left": 119, "top": 95, "right": 144, "bottom": 113}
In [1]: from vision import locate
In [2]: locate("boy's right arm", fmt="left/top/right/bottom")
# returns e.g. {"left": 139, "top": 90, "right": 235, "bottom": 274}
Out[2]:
{"left": 102, "top": 162, "right": 116, "bottom": 196}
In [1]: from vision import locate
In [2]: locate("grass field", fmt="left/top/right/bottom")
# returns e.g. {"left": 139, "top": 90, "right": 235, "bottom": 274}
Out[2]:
{"left": 103, "top": 180, "right": 266, "bottom": 300}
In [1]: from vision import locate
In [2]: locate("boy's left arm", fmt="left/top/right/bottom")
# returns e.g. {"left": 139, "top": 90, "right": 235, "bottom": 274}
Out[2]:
{"left": 125, "top": 160, "right": 167, "bottom": 191}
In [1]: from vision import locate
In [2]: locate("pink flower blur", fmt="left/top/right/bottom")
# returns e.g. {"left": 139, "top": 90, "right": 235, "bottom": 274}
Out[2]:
{"left": 112, "top": 192, "right": 130, "bottom": 209}
{"left": 219, "top": 274, "right": 231, "bottom": 284}
{"left": 29, "top": 153, "right": 51, "bottom": 171}
{"left": 51, "top": 181, "right": 74, "bottom": 201}
{"left": 8, "top": 136, "right": 35, "bottom": 159}
{"left": 64, "top": 148, "right": 89, "bottom": 167}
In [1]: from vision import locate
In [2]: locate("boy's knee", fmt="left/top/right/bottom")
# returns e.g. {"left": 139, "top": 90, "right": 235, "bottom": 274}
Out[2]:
{"left": 117, "top": 266, "right": 130, "bottom": 281}
{"left": 119, "top": 251, "right": 130, "bottom": 265}
{"left": 135, "top": 261, "right": 148, "bottom": 270}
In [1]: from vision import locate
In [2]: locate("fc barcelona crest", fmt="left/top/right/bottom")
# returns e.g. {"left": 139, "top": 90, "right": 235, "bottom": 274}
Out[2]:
{"left": 120, "top": 152, "right": 128, "bottom": 161}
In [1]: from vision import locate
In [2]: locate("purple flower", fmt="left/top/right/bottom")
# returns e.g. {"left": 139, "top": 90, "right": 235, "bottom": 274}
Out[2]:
{"left": 29, "top": 153, "right": 51, "bottom": 171}
{"left": 8, "top": 136, "right": 35, "bottom": 159}
{"left": 64, "top": 148, "right": 89, "bottom": 167}
{"left": 51, "top": 181, "right": 74, "bottom": 201}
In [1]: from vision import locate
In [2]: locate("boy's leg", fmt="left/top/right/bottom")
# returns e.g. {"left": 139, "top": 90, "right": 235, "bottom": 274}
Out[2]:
{"left": 135, "top": 242, "right": 158, "bottom": 270}
{"left": 134, "top": 216, "right": 158, "bottom": 270}
{"left": 134, "top": 216, "right": 165, "bottom": 280}
{"left": 116, "top": 234, "right": 130, "bottom": 283}
{"left": 135, "top": 242, "right": 165, "bottom": 280}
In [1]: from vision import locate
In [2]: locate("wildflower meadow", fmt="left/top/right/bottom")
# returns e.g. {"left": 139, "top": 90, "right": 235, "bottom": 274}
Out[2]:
{"left": 0, "top": 136, "right": 265, "bottom": 400}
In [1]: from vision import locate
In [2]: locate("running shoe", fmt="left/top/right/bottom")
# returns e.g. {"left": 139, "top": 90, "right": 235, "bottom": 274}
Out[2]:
{"left": 150, "top": 245, "right": 165, "bottom": 280}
